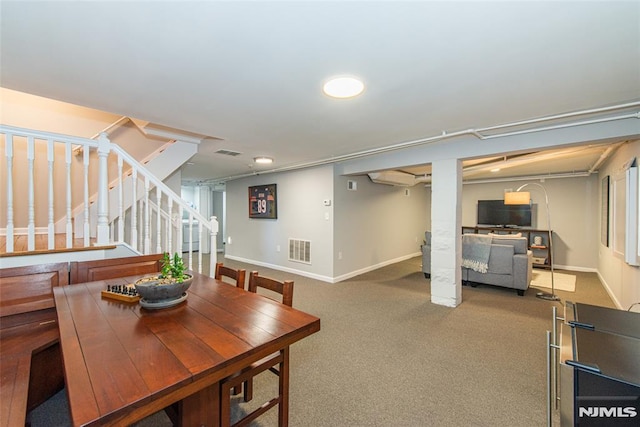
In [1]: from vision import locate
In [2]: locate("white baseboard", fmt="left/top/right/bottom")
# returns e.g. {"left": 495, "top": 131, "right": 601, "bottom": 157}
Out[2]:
{"left": 552, "top": 264, "right": 597, "bottom": 273}
{"left": 595, "top": 270, "right": 624, "bottom": 310}
{"left": 225, "top": 251, "right": 421, "bottom": 284}
{"left": 224, "top": 255, "right": 336, "bottom": 283}
{"left": 332, "top": 252, "right": 422, "bottom": 283}
{"left": 545, "top": 264, "right": 622, "bottom": 309}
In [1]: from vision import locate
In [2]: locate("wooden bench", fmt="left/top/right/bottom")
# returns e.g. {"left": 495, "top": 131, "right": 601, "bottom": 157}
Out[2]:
{"left": 0, "top": 263, "right": 69, "bottom": 427}
{"left": 69, "top": 253, "right": 164, "bottom": 284}
{"left": 1, "top": 254, "right": 165, "bottom": 426}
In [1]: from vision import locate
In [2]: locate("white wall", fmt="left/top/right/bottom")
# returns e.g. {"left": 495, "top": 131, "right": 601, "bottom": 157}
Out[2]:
{"left": 225, "top": 165, "right": 335, "bottom": 281}
{"left": 225, "top": 166, "right": 429, "bottom": 282}
{"left": 0, "top": 87, "right": 121, "bottom": 135}
{"left": 333, "top": 174, "right": 429, "bottom": 280}
{"left": 598, "top": 140, "right": 640, "bottom": 312}
{"left": 164, "top": 170, "right": 182, "bottom": 196}
{"left": 421, "top": 175, "right": 599, "bottom": 271}
{"left": 460, "top": 176, "right": 599, "bottom": 270}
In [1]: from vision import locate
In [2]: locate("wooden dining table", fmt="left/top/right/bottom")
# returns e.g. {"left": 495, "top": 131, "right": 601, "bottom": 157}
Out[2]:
{"left": 53, "top": 272, "right": 320, "bottom": 426}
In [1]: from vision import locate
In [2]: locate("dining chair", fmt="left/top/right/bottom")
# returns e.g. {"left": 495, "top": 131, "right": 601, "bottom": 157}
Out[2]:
{"left": 219, "top": 271, "right": 294, "bottom": 427}
{"left": 214, "top": 262, "right": 247, "bottom": 395}
{"left": 214, "top": 262, "right": 246, "bottom": 289}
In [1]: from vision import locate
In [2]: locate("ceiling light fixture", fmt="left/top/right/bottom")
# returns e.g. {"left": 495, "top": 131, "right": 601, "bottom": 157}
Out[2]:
{"left": 323, "top": 76, "right": 364, "bottom": 99}
{"left": 254, "top": 156, "right": 273, "bottom": 164}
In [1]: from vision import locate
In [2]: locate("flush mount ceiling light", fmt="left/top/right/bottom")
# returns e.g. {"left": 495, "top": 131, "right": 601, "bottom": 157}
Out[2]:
{"left": 323, "top": 76, "right": 364, "bottom": 99}
{"left": 254, "top": 156, "right": 273, "bottom": 164}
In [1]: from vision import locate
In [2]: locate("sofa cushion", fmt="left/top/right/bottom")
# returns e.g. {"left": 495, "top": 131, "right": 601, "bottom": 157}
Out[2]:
{"left": 487, "top": 244, "right": 514, "bottom": 274}
{"left": 491, "top": 237, "right": 528, "bottom": 254}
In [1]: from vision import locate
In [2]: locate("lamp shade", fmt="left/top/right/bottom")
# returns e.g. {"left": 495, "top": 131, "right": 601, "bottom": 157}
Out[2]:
{"left": 504, "top": 191, "right": 531, "bottom": 205}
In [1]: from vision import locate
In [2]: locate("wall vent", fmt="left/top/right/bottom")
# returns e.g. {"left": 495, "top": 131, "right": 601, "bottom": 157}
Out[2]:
{"left": 214, "top": 149, "right": 242, "bottom": 157}
{"left": 289, "top": 238, "right": 311, "bottom": 264}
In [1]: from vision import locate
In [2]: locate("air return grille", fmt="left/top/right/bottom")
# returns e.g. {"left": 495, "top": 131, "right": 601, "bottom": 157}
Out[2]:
{"left": 289, "top": 239, "right": 311, "bottom": 264}
{"left": 214, "top": 149, "right": 242, "bottom": 157}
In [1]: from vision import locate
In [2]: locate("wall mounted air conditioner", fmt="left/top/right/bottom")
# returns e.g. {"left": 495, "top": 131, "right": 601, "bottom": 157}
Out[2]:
{"left": 368, "top": 171, "right": 417, "bottom": 187}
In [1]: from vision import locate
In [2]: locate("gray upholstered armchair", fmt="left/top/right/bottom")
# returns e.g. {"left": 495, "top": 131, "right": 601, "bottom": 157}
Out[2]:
{"left": 421, "top": 231, "right": 533, "bottom": 296}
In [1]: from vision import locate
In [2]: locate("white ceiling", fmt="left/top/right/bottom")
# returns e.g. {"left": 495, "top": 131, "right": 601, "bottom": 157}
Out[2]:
{"left": 1, "top": 1, "right": 639, "bottom": 183}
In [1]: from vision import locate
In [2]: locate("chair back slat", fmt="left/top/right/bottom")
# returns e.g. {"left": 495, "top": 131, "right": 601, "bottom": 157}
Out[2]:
{"left": 248, "top": 271, "right": 293, "bottom": 307}
{"left": 214, "top": 263, "right": 246, "bottom": 289}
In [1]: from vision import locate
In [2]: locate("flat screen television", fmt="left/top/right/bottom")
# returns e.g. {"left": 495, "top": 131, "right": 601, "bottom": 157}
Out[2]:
{"left": 477, "top": 199, "right": 532, "bottom": 227}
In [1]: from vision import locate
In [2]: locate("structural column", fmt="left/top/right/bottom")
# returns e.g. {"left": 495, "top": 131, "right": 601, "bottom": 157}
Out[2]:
{"left": 430, "top": 158, "right": 463, "bottom": 307}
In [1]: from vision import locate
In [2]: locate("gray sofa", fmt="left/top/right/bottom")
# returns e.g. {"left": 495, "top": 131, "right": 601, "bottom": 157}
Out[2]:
{"left": 421, "top": 231, "right": 533, "bottom": 296}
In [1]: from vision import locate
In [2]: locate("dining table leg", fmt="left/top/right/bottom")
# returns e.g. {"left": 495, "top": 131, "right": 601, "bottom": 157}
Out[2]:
{"left": 279, "top": 347, "right": 290, "bottom": 427}
{"left": 177, "top": 382, "right": 220, "bottom": 427}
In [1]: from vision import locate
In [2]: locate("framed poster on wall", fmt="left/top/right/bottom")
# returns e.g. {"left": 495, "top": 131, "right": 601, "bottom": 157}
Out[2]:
{"left": 249, "top": 184, "right": 277, "bottom": 219}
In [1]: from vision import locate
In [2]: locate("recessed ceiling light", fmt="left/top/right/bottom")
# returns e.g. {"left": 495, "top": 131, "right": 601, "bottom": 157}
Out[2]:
{"left": 323, "top": 76, "right": 364, "bottom": 99}
{"left": 254, "top": 156, "right": 273, "bottom": 164}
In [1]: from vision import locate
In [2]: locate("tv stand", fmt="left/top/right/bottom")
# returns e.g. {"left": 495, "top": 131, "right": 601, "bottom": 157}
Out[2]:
{"left": 462, "top": 226, "right": 553, "bottom": 269}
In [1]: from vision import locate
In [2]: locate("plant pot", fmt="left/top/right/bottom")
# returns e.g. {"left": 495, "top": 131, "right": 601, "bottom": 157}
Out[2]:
{"left": 134, "top": 273, "right": 193, "bottom": 308}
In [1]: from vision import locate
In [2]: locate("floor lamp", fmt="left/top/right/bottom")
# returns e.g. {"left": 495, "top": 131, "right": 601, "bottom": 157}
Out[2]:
{"left": 504, "top": 183, "right": 560, "bottom": 302}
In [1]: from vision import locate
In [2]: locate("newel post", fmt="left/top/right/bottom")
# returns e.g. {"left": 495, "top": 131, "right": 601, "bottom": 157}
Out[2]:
{"left": 96, "top": 132, "right": 111, "bottom": 245}
{"left": 209, "top": 215, "right": 219, "bottom": 277}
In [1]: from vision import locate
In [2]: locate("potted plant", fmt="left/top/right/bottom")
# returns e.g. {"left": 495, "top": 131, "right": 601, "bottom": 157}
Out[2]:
{"left": 134, "top": 252, "right": 193, "bottom": 308}
{"left": 160, "top": 252, "right": 189, "bottom": 283}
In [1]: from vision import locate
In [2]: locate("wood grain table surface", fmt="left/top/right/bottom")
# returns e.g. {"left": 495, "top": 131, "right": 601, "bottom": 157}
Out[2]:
{"left": 53, "top": 272, "right": 320, "bottom": 426}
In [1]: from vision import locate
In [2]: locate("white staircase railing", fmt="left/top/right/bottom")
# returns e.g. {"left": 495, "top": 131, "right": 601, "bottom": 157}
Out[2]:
{"left": 1, "top": 124, "right": 217, "bottom": 277}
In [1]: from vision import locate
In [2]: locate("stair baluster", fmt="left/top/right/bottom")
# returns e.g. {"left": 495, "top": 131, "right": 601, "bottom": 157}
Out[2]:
{"left": 156, "top": 186, "right": 162, "bottom": 254}
{"left": 47, "top": 138, "right": 55, "bottom": 250}
{"left": 131, "top": 168, "right": 138, "bottom": 251}
{"left": 83, "top": 144, "right": 90, "bottom": 247}
{"left": 117, "top": 154, "right": 124, "bottom": 243}
{"left": 144, "top": 176, "right": 151, "bottom": 254}
{"left": 27, "top": 136, "right": 35, "bottom": 251}
{"left": 5, "top": 133, "right": 14, "bottom": 253}
{"left": 65, "top": 141, "right": 73, "bottom": 248}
